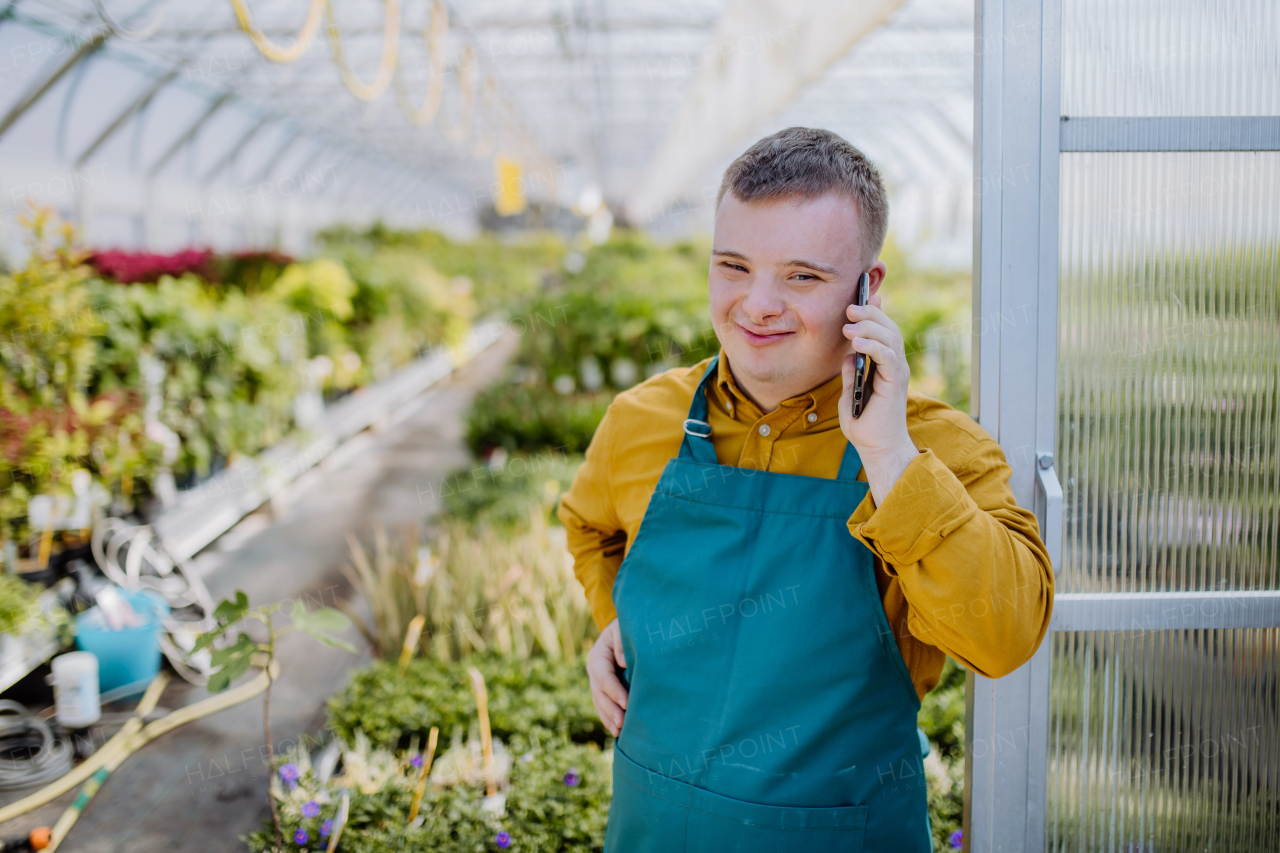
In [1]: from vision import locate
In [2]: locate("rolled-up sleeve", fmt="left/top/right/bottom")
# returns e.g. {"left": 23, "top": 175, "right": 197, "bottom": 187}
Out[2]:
{"left": 846, "top": 440, "right": 1054, "bottom": 678}
{"left": 557, "top": 403, "right": 627, "bottom": 631}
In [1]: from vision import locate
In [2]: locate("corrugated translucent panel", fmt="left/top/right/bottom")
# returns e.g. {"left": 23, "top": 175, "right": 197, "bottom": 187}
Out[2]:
{"left": 1062, "top": 0, "right": 1280, "bottom": 117}
{"left": 1057, "top": 152, "right": 1280, "bottom": 594}
{"left": 1048, "top": 629, "right": 1280, "bottom": 851}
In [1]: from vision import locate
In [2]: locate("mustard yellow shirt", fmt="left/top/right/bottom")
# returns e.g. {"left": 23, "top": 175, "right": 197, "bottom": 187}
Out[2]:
{"left": 557, "top": 349, "right": 1054, "bottom": 700}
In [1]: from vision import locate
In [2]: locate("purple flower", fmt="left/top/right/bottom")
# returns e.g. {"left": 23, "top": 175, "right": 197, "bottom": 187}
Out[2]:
{"left": 949, "top": 829, "right": 963, "bottom": 849}
{"left": 301, "top": 800, "right": 321, "bottom": 818}
{"left": 411, "top": 753, "right": 424, "bottom": 768}
{"left": 495, "top": 831, "right": 511, "bottom": 848}
{"left": 320, "top": 819, "right": 333, "bottom": 838}
{"left": 294, "top": 828, "right": 309, "bottom": 845}
{"left": 278, "top": 763, "right": 301, "bottom": 791}
{"left": 563, "top": 766, "right": 579, "bottom": 787}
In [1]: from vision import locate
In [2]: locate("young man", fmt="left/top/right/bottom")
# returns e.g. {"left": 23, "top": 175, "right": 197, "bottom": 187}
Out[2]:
{"left": 557, "top": 127, "right": 1054, "bottom": 851}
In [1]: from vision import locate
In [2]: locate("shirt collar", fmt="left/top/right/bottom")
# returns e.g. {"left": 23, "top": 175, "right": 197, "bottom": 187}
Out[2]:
{"left": 713, "top": 348, "right": 844, "bottom": 426}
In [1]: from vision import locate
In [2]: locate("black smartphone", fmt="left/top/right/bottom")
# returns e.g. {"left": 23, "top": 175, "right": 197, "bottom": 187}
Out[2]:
{"left": 851, "top": 272, "right": 876, "bottom": 419}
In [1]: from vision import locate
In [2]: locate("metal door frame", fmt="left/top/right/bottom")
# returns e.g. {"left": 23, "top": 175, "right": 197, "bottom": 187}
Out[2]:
{"left": 967, "top": 1, "right": 1280, "bottom": 850}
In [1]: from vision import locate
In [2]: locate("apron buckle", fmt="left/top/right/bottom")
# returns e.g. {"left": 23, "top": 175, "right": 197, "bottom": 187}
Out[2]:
{"left": 682, "top": 418, "right": 713, "bottom": 438}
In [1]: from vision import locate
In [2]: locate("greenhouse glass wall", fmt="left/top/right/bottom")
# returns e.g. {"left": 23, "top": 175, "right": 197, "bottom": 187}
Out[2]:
{"left": 0, "top": 0, "right": 1275, "bottom": 850}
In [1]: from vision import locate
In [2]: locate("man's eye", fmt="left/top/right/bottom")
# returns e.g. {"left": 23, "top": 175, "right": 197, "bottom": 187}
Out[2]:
{"left": 723, "top": 262, "right": 747, "bottom": 272}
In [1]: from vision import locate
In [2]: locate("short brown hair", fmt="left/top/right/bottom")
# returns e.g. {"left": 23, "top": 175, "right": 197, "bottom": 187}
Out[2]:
{"left": 716, "top": 127, "right": 889, "bottom": 269}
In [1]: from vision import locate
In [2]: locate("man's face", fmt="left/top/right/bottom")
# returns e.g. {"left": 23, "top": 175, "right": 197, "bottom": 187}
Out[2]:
{"left": 709, "top": 191, "right": 885, "bottom": 401}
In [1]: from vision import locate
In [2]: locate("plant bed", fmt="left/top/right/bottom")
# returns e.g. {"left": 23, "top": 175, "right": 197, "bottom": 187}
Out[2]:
{"left": 326, "top": 655, "right": 605, "bottom": 755}
{"left": 244, "top": 728, "right": 611, "bottom": 853}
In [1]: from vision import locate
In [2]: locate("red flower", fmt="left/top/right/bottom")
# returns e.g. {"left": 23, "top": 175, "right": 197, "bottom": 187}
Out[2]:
{"left": 85, "top": 248, "right": 217, "bottom": 284}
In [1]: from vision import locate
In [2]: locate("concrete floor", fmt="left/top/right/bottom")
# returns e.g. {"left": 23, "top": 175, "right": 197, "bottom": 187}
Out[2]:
{"left": 0, "top": 331, "right": 517, "bottom": 852}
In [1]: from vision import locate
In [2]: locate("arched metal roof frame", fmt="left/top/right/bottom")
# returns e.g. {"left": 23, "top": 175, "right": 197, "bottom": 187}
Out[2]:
{"left": 2, "top": 0, "right": 977, "bottom": 265}
{"left": 0, "top": 2, "right": 486, "bottom": 218}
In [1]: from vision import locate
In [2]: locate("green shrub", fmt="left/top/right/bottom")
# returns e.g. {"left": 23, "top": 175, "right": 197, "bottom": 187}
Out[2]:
{"left": 919, "top": 658, "right": 965, "bottom": 850}
{"left": 0, "top": 573, "right": 68, "bottom": 640}
{"left": 513, "top": 232, "right": 712, "bottom": 388}
{"left": 88, "top": 275, "right": 300, "bottom": 481}
{"left": 465, "top": 384, "right": 611, "bottom": 456}
{"left": 0, "top": 210, "right": 158, "bottom": 535}
{"left": 439, "top": 451, "right": 583, "bottom": 531}
{"left": 336, "top": 246, "right": 476, "bottom": 383}
{"left": 326, "top": 655, "right": 605, "bottom": 753}
{"left": 316, "top": 224, "right": 566, "bottom": 316}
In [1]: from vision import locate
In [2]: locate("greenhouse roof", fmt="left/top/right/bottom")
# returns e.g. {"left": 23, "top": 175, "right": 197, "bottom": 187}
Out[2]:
{"left": 0, "top": 0, "right": 973, "bottom": 266}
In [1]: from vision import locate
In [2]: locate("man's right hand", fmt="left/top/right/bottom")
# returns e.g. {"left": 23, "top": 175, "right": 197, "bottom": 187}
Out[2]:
{"left": 587, "top": 618, "right": 628, "bottom": 737}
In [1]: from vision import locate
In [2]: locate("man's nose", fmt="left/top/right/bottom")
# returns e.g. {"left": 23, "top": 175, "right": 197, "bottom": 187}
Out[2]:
{"left": 739, "top": 277, "right": 786, "bottom": 320}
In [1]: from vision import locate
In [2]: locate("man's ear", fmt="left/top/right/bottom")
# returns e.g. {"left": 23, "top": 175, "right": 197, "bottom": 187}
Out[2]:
{"left": 866, "top": 260, "right": 888, "bottom": 296}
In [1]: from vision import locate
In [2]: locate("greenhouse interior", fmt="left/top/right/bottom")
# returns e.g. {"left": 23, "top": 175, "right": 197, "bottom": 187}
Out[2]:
{"left": 0, "top": 0, "right": 1276, "bottom": 850}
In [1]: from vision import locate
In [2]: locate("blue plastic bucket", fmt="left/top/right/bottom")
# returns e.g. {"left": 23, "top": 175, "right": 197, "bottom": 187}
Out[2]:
{"left": 74, "top": 588, "right": 170, "bottom": 694}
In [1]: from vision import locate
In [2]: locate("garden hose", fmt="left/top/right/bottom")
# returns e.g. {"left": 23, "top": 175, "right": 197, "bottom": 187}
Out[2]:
{"left": 0, "top": 701, "right": 73, "bottom": 791}
{"left": 89, "top": 519, "right": 217, "bottom": 686}
{"left": 229, "top": 0, "right": 325, "bottom": 63}
{"left": 0, "top": 659, "right": 277, "bottom": 827}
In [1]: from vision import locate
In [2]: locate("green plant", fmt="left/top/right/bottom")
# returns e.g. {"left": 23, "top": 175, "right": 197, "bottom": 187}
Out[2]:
{"left": 465, "top": 384, "right": 611, "bottom": 456}
{"left": 340, "top": 508, "right": 595, "bottom": 665}
{"left": 87, "top": 275, "right": 301, "bottom": 482}
{"left": 0, "top": 573, "right": 67, "bottom": 639}
{"left": 439, "top": 451, "right": 582, "bottom": 530}
{"left": 197, "top": 589, "right": 356, "bottom": 848}
{"left": 316, "top": 224, "right": 567, "bottom": 316}
{"left": 326, "top": 654, "right": 604, "bottom": 754}
{"left": 878, "top": 237, "right": 972, "bottom": 411}
{"left": 243, "top": 726, "right": 610, "bottom": 853}
{"left": 327, "top": 244, "right": 477, "bottom": 385}
{"left": 515, "top": 232, "right": 712, "bottom": 386}
{"left": 0, "top": 207, "right": 157, "bottom": 541}
{"left": 263, "top": 257, "right": 358, "bottom": 386}
{"left": 918, "top": 657, "right": 965, "bottom": 850}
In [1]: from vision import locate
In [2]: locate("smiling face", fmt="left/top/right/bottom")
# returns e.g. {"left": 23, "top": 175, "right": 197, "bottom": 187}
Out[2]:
{"left": 709, "top": 191, "right": 887, "bottom": 410}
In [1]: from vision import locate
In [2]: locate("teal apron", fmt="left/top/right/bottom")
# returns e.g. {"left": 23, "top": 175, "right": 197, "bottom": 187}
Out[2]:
{"left": 604, "top": 356, "right": 932, "bottom": 853}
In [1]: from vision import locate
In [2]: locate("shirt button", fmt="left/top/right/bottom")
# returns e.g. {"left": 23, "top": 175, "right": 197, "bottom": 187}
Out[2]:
{"left": 758, "top": 424, "right": 771, "bottom": 436}
{"left": 806, "top": 412, "right": 817, "bottom": 423}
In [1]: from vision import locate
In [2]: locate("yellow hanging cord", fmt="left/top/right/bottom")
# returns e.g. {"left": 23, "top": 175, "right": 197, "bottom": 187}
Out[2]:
{"left": 397, "top": 0, "right": 447, "bottom": 126}
{"left": 325, "top": 0, "right": 401, "bottom": 102}
{"left": 470, "top": 77, "right": 499, "bottom": 158}
{"left": 444, "top": 42, "right": 478, "bottom": 144}
{"left": 229, "top": 0, "right": 324, "bottom": 63}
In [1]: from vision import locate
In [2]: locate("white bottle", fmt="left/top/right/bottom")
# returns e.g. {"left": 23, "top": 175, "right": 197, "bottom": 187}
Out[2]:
{"left": 50, "top": 651, "right": 101, "bottom": 728}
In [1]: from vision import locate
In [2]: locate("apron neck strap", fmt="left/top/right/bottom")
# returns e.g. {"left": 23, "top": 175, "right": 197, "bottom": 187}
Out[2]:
{"left": 678, "top": 357, "right": 721, "bottom": 465}
{"left": 679, "top": 355, "right": 865, "bottom": 482}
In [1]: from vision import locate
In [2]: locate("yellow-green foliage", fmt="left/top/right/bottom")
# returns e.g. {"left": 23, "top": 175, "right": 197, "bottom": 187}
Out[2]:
{"left": 343, "top": 246, "right": 477, "bottom": 383}
{"left": 90, "top": 274, "right": 301, "bottom": 480}
{"left": 878, "top": 237, "right": 972, "bottom": 411}
{"left": 342, "top": 509, "right": 595, "bottom": 666}
{"left": 318, "top": 224, "right": 567, "bottom": 315}
{"left": 0, "top": 209, "right": 155, "bottom": 538}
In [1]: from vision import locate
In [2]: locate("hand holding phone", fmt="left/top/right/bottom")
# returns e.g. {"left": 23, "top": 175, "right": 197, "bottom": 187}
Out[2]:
{"left": 851, "top": 272, "right": 876, "bottom": 419}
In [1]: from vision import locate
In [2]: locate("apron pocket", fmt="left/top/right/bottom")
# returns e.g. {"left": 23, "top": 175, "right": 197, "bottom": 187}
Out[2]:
{"left": 684, "top": 783, "right": 868, "bottom": 853}
{"left": 608, "top": 743, "right": 868, "bottom": 853}
{"left": 605, "top": 744, "right": 690, "bottom": 853}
